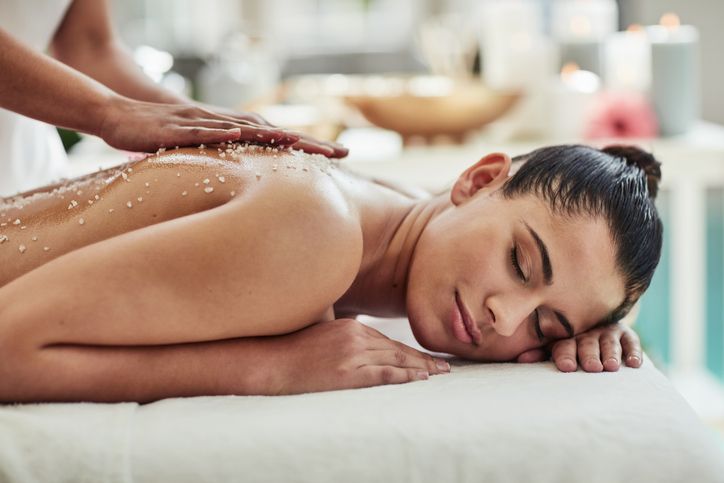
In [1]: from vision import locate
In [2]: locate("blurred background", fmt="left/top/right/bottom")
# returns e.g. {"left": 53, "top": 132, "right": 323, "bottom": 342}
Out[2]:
{"left": 65, "top": 0, "right": 724, "bottom": 434}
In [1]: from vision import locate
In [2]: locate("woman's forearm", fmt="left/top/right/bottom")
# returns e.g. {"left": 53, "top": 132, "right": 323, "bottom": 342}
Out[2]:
{"left": 0, "top": 28, "right": 118, "bottom": 136}
{"left": 2, "top": 337, "right": 285, "bottom": 403}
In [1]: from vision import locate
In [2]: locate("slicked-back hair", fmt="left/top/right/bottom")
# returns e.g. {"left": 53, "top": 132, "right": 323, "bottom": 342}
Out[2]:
{"left": 502, "top": 144, "right": 663, "bottom": 324}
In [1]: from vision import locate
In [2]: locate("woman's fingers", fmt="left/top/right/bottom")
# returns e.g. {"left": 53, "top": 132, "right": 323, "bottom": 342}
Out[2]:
{"left": 577, "top": 335, "right": 603, "bottom": 372}
{"left": 547, "top": 324, "right": 643, "bottom": 373}
{"left": 600, "top": 332, "right": 623, "bottom": 372}
{"left": 367, "top": 348, "right": 449, "bottom": 375}
{"left": 621, "top": 327, "right": 643, "bottom": 367}
{"left": 359, "top": 326, "right": 449, "bottom": 374}
{"left": 551, "top": 338, "right": 578, "bottom": 372}
{"left": 357, "top": 366, "right": 430, "bottom": 388}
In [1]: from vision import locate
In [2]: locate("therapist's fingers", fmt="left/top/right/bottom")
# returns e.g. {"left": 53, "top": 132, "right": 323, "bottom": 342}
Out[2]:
{"left": 289, "top": 138, "right": 336, "bottom": 157}
{"left": 161, "top": 126, "right": 243, "bottom": 146}
{"left": 621, "top": 327, "right": 643, "bottom": 368}
{"left": 191, "top": 104, "right": 349, "bottom": 158}
{"left": 182, "top": 120, "right": 298, "bottom": 146}
{"left": 551, "top": 338, "right": 578, "bottom": 372}
{"left": 309, "top": 138, "right": 348, "bottom": 158}
{"left": 227, "top": 111, "right": 273, "bottom": 127}
{"left": 99, "top": 99, "right": 303, "bottom": 153}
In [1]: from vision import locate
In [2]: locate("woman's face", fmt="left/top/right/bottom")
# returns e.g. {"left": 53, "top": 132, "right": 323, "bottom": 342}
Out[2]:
{"left": 405, "top": 154, "right": 625, "bottom": 361}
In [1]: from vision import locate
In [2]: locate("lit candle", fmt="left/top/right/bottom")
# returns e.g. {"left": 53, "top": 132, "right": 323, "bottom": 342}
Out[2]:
{"left": 552, "top": 0, "right": 618, "bottom": 75}
{"left": 482, "top": 33, "right": 557, "bottom": 90}
{"left": 549, "top": 62, "right": 601, "bottom": 139}
{"left": 647, "top": 13, "right": 700, "bottom": 136}
{"left": 603, "top": 25, "right": 652, "bottom": 93}
{"left": 480, "top": 0, "right": 551, "bottom": 90}
{"left": 479, "top": 0, "right": 556, "bottom": 137}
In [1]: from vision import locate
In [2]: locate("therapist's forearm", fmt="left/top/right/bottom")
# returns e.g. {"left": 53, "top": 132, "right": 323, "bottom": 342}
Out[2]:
{"left": 54, "top": 40, "right": 190, "bottom": 106}
{"left": 0, "top": 28, "right": 117, "bottom": 136}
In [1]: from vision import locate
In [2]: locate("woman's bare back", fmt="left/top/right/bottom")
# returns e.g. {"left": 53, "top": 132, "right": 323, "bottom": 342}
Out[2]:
{"left": 0, "top": 144, "right": 362, "bottom": 348}
{"left": 1, "top": 144, "right": 330, "bottom": 287}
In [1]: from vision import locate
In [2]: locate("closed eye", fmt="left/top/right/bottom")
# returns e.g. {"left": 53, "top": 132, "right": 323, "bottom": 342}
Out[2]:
{"left": 512, "top": 244, "right": 544, "bottom": 341}
{"left": 510, "top": 245, "right": 527, "bottom": 282}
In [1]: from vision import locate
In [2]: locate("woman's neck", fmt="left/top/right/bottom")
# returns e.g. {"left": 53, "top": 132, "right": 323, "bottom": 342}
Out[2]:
{"left": 334, "top": 176, "right": 451, "bottom": 318}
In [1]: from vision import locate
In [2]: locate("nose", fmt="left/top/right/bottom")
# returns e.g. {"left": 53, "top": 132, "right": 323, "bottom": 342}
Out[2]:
{"left": 486, "top": 293, "right": 539, "bottom": 337}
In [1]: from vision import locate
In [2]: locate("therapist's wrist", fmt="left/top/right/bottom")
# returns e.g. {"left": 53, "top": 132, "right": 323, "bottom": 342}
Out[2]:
{"left": 94, "top": 94, "right": 133, "bottom": 139}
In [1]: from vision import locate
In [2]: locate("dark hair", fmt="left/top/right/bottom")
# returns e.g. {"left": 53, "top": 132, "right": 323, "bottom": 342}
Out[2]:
{"left": 502, "top": 144, "right": 663, "bottom": 324}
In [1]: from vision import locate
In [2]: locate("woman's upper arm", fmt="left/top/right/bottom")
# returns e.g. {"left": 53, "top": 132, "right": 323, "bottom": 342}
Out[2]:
{"left": 0, "top": 180, "right": 363, "bottom": 347}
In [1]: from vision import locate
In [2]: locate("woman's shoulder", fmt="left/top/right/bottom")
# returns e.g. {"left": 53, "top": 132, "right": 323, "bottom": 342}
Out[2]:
{"left": 226, "top": 147, "right": 360, "bottom": 235}
{"left": 205, "top": 147, "right": 364, "bottom": 288}
{"left": 145, "top": 144, "right": 358, "bottom": 227}
{"left": 140, "top": 144, "right": 364, "bottom": 265}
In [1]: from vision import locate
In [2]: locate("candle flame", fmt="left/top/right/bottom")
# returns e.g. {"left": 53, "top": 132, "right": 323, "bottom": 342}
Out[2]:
{"left": 627, "top": 24, "right": 644, "bottom": 33}
{"left": 561, "top": 62, "right": 580, "bottom": 80}
{"left": 570, "top": 15, "right": 592, "bottom": 36}
{"left": 560, "top": 63, "right": 600, "bottom": 93}
{"left": 660, "top": 13, "right": 681, "bottom": 29}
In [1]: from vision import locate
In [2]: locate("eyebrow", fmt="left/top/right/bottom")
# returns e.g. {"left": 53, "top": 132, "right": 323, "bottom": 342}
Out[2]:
{"left": 523, "top": 222, "right": 553, "bottom": 285}
{"left": 521, "top": 222, "right": 575, "bottom": 338}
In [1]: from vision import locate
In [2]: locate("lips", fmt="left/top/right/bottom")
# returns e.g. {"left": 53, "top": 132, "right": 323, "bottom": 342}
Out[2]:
{"left": 453, "top": 290, "right": 482, "bottom": 345}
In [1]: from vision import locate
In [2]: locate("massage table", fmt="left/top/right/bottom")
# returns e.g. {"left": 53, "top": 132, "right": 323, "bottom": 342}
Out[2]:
{"left": 1, "top": 316, "right": 722, "bottom": 483}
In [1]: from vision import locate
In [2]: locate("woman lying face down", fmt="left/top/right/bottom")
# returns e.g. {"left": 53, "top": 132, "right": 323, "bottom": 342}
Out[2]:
{"left": 405, "top": 145, "right": 661, "bottom": 365}
{"left": 0, "top": 143, "right": 661, "bottom": 402}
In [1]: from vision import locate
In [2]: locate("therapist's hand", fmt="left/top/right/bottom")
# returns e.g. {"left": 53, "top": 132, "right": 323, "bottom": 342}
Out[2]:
{"left": 196, "top": 103, "right": 349, "bottom": 159}
{"left": 98, "top": 97, "right": 300, "bottom": 153}
{"left": 515, "top": 323, "right": 643, "bottom": 372}
{"left": 269, "top": 319, "right": 450, "bottom": 395}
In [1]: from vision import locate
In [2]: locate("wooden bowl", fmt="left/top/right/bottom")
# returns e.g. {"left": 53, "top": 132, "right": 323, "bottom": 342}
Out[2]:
{"left": 345, "top": 78, "right": 519, "bottom": 139}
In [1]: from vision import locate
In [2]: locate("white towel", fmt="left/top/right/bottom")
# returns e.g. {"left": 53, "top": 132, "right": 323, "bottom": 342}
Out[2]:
{"left": 1, "top": 317, "right": 722, "bottom": 483}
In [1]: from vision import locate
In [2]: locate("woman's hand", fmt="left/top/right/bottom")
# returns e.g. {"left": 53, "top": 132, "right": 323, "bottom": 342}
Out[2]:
{"left": 515, "top": 323, "right": 643, "bottom": 372}
{"left": 269, "top": 318, "right": 450, "bottom": 395}
{"left": 98, "top": 97, "right": 301, "bottom": 153}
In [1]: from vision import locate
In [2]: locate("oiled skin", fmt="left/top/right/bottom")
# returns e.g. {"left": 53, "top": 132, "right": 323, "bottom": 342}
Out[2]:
{"left": 0, "top": 145, "right": 645, "bottom": 402}
{"left": 0, "top": 144, "right": 412, "bottom": 401}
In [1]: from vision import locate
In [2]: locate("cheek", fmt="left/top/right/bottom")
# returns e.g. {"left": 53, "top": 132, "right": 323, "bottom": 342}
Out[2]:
{"left": 405, "top": 238, "right": 450, "bottom": 350}
{"left": 488, "top": 336, "right": 540, "bottom": 361}
{"left": 462, "top": 327, "right": 542, "bottom": 362}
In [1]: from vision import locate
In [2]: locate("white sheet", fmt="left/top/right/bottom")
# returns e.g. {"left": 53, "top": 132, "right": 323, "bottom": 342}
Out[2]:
{"left": 1, "top": 317, "right": 723, "bottom": 483}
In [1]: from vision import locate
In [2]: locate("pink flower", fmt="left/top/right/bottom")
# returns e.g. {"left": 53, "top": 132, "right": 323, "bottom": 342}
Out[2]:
{"left": 584, "top": 92, "right": 659, "bottom": 139}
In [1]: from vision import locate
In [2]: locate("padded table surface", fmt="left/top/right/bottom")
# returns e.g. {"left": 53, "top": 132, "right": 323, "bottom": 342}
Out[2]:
{"left": 1, "top": 317, "right": 723, "bottom": 483}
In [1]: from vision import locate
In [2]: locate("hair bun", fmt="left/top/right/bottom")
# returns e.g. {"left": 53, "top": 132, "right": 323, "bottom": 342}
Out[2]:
{"left": 602, "top": 145, "right": 661, "bottom": 199}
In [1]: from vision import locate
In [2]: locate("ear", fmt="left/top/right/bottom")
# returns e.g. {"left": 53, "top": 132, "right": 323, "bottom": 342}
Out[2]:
{"left": 450, "top": 153, "right": 512, "bottom": 206}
